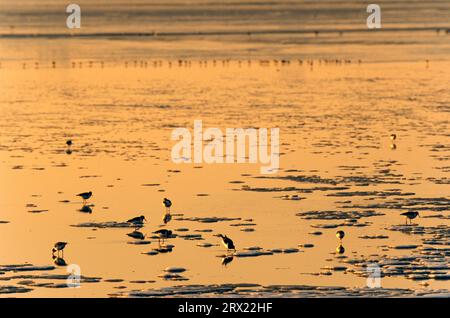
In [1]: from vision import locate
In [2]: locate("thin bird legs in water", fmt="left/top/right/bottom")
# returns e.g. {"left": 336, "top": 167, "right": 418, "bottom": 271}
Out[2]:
{"left": 52, "top": 242, "right": 68, "bottom": 258}
{"left": 153, "top": 229, "right": 173, "bottom": 244}
{"left": 401, "top": 211, "right": 419, "bottom": 225}
{"left": 77, "top": 191, "right": 92, "bottom": 205}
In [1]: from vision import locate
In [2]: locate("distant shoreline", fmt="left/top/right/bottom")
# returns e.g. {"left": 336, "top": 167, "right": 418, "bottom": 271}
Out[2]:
{"left": 1, "top": 26, "right": 449, "bottom": 39}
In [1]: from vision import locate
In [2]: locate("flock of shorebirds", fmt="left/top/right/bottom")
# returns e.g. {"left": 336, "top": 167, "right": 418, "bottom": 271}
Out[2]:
{"left": 11, "top": 58, "right": 367, "bottom": 70}
{"left": 53, "top": 143, "right": 238, "bottom": 261}
{"left": 4, "top": 58, "right": 434, "bottom": 74}
{"left": 51, "top": 194, "right": 237, "bottom": 259}
{"left": 53, "top": 136, "right": 421, "bottom": 261}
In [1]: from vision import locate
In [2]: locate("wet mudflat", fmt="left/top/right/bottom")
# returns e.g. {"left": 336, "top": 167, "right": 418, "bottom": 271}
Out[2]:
{"left": 0, "top": 59, "right": 449, "bottom": 297}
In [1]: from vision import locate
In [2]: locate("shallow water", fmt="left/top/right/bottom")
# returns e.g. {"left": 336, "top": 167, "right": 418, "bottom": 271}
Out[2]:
{"left": 0, "top": 0, "right": 449, "bottom": 298}
{"left": 0, "top": 59, "right": 448, "bottom": 297}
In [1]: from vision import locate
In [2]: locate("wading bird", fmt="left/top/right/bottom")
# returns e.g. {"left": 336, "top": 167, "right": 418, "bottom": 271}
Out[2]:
{"left": 162, "top": 198, "right": 172, "bottom": 224}
{"left": 336, "top": 230, "right": 345, "bottom": 241}
{"left": 163, "top": 198, "right": 172, "bottom": 212}
{"left": 217, "top": 234, "right": 236, "bottom": 251}
{"left": 52, "top": 242, "right": 68, "bottom": 257}
{"left": 153, "top": 229, "right": 172, "bottom": 243}
{"left": 401, "top": 211, "right": 419, "bottom": 225}
{"left": 77, "top": 191, "right": 92, "bottom": 204}
{"left": 127, "top": 215, "right": 146, "bottom": 228}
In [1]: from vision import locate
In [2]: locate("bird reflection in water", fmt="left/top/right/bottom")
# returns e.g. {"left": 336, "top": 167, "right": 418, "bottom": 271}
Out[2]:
{"left": 127, "top": 230, "right": 146, "bottom": 240}
{"left": 78, "top": 205, "right": 93, "bottom": 214}
{"left": 336, "top": 244, "right": 345, "bottom": 255}
{"left": 163, "top": 212, "right": 172, "bottom": 224}
{"left": 221, "top": 254, "right": 234, "bottom": 267}
{"left": 154, "top": 242, "right": 174, "bottom": 254}
{"left": 52, "top": 255, "right": 67, "bottom": 266}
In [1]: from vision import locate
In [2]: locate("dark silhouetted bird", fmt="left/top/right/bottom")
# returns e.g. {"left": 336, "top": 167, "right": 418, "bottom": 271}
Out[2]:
{"left": 77, "top": 191, "right": 92, "bottom": 204}
{"left": 217, "top": 234, "right": 235, "bottom": 250}
{"left": 52, "top": 242, "right": 68, "bottom": 256}
{"left": 336, "top": 230, "right": 345, "bottom": 241}
{"left": 154, "top": 229, "right": 172, "bottom": 243}
{"left": 127, "top": 215, "right": 146, "bottom": 227}
{"left": 401, "top": 211, "right": 419, "bottom": 224}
